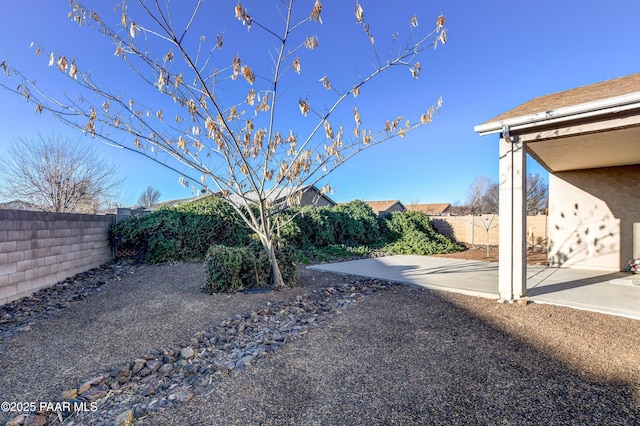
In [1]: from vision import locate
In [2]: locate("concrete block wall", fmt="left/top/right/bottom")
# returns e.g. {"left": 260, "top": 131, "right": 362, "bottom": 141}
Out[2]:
{"left": 431, "top": 214, "right": 548, "bottom": 248}
{"left": 0, "top": 209, "right": 114, "bottom": 305}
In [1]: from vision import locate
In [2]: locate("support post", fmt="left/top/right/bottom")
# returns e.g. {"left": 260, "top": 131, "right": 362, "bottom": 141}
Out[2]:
{"left": 498, "top": 134, "right": 527, "bottom": 300}
{"left": 634, "top": 223, "right": 640, "bottom": 259}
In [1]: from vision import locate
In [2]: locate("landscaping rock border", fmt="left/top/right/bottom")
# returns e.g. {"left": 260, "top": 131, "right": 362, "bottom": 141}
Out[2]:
{"left": 5, "top": 274, "right": 396, "bottom": 425}
{"left": 0, "top": 259, "right": 140, "bottom": 340}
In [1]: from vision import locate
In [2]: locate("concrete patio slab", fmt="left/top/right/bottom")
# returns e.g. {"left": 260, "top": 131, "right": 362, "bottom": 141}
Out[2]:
{"left": 309, "top": 255, "right": 640, "bottom": 320}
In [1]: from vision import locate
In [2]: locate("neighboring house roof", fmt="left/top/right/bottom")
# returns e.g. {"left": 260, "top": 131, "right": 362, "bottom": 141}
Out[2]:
{"left": 406, "top": 203, "right": 451, "bottom": 215}
{"left": 154, "top": 196, "right": 201, "bottom": 209}
{"left": 364, "top": 200, "right": 406, "bottom": 216}
{"left": 220, "top": 184, "right": 336, "bottom": 208}
{"left": 271, "top": 184, "right": 336, "bottom": 207}
{"left": 151, "top": 189, "right": 209, "bottom": 209}
{"left": 0, "top": 200, "right": 43, "bottom": 211}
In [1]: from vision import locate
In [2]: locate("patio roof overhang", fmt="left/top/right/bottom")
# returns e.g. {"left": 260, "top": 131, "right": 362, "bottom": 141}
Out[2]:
{"left": 473, "top": 73, "right": 640, "bottom": 300}
{"left": 474, "top": 92, "right": 640, "bottom": 172}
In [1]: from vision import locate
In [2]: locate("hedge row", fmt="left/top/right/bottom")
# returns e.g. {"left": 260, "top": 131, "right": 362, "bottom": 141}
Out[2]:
{"left": 380, "top": 210, "right": 462, "bottom": 255}
{"left": 110, "top": 196, "right": 462, "bottom": 292}
{"left": 110, "top": 196, "right": 248, "bottom": 263}
{"left": 278, "top": 200, "right": 380, "bottom": 249}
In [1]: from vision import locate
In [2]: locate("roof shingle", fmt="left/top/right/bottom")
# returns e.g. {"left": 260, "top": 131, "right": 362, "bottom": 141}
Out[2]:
{"left": 483, "top": 73, "right": 640, "bottom": 124}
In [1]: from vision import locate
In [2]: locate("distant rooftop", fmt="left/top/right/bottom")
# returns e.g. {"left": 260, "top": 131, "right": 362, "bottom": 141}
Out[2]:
{"left": 364, "top": 200, "right": 404, "bottom": 211}
{"left": 406, "top": 203, "right": 451, "bottom": 215}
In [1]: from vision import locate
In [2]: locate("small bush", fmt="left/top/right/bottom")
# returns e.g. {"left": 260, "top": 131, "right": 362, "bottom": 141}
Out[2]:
{"left": 205, "top": 245, "right": 246, "bottom": 293}
{"left": 205, "top": 241, "right": 297, "bottom": 293}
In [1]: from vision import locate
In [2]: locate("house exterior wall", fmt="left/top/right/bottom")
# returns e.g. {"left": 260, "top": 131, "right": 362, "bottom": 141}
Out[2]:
{"left": 548, "top": 165, "right": 640, "bottom": 270}
{"left": 379, "top": 203, "right": 405, "bottom": 218}
{"left": 300, "top": 190, "right": 335, "bottom": 207}
{"left": 0, "top": 209, "right": 114, "bottom": 305}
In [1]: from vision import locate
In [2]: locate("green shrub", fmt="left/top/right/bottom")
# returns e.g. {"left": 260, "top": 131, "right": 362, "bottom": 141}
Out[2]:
{"left": 333, "top": 200, "right": 380, "bottom": 245}
{"left": 380, "top": 210, "right": 463, "bottom": 255}
{"left": 111, "top": 195, "right": 249, "bottom": 263}
{"left": 274, "top": 244, "right": 298, "bottom": 288}
{"left": 277, "top": 201, "right": 381, "bottom": 250}
{"left": 288, "top": 207, "right": 336, "bottom": 248}
{"left": 205, "top": 245, "right": 246, "bottom": 293}
{"left": 174, "top": 195, "right": 248, "bottom": 247}
{"left": 204, "top": 241, "right": 297, "bottom": 293}
{"left": 276, "top": 210, "right": 304, "bottom": 248}
{"left": 276, "top": 207, "right": 332, "bottom": 249}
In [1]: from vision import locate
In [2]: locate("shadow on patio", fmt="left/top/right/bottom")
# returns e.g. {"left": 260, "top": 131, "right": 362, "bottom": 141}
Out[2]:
{"left": 310, "top": 255, "right": 640, "bottom": 320}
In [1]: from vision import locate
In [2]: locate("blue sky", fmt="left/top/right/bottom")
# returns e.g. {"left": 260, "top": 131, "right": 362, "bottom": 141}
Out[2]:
{"left": 1, "top": 0, "right": 639, "bottom": 206}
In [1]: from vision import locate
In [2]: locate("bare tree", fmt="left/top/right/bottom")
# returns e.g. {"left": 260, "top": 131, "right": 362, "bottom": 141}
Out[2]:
{"left": 137, "top": 186, "right": 161, "bottom": 208}
{"left": 464, "top": 173, "right": 547, "bottom": 216}
{"left": 526, "top": 173, "right": 549, "bottom": 215}
{"left": 484, "top": 182, "right": 499, "bottom": 214}
{"left": 465, "top": 175, "right": 497, "bottom": 215}
{"left": 447, "top": 201, "right": 468, "bottom": 216}
{"left": 1, "top": 1, "right": 447, "bottom": 287}
{"left": 0, "top": 136, "right": 121, "bottom": 213}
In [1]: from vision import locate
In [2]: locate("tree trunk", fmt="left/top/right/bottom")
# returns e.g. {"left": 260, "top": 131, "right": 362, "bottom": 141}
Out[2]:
{"left": 262, "top": 236, "right": 285, "bottom": 288}
{"left": 270, "top": 246, "right": 285, "bottom": 289}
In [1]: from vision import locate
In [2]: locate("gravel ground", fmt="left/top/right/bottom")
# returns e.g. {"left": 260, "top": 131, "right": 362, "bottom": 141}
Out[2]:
{"left": 1, "top": 255, "right": 639, "bottom": 425}
{"left": 140, "top": 287, "right": 640, "bottom": 426}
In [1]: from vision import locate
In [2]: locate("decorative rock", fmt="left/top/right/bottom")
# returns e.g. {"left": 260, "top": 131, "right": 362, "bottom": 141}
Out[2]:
{"left": 80, "top": 388, "right": 107, "bottom": 402}
{"left": 6, "top": 414, "right": 27, "bottom": 426}
{"left": 133, "top": 404, "right": 148, "bottom": 418}
{"left": 169, "top": 391, "right": 194, "bottom": 403}
{"left": 159, "top": 362, "right": 175, "bottom": 374}
{"left": 111, "top": 364, "right": 132, "bottom": 384}
{"left": 131, "top": 359, "right": 146, "bottom": 374}
{"left": 114, "top": 409, "right": 134, "bottom": 426}
{"left": 61, "top": 388, "right": 78, "bottom": 399}
{"left": 78, "top": 374, "right": 106, "bottom": 393}
{"left": 143, "top": 385, "right": 157, "bottom": 397}
{"left": 23, "top": 414, "right": 47, "bottom": 426}
{"left": 145, "top": 360, "right": 163, "bottom": 372}
{"left": 181, "top": 346, "right": 195, "bottom": 359}
{"left": 29, "top": 276, "right": 395, "bottom": 425}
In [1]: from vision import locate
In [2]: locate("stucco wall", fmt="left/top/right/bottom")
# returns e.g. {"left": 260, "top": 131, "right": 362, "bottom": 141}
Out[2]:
{"left": 548, "top": 165, "right": 640, "bottom": 270}
{"left": 0, "top": 209, "right": 114, "bottom": 305}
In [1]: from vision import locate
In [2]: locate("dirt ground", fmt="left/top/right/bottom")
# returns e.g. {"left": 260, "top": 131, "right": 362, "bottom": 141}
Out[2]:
{"left": 2, "top": 248, "right": 638, "bottom": 425}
